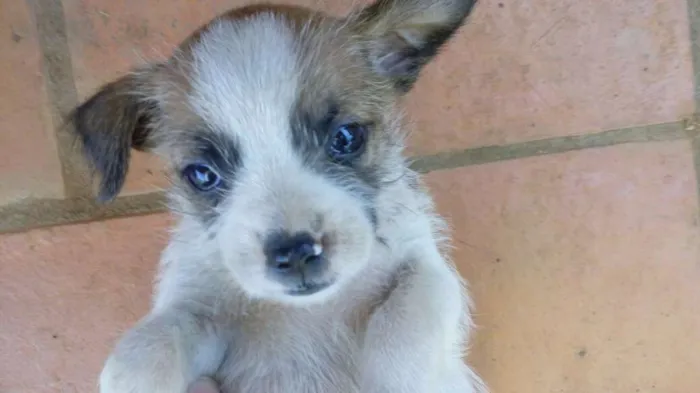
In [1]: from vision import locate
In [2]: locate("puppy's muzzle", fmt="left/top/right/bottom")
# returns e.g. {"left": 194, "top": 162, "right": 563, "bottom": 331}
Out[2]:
{"left": 264, "top": 231, "right": 330, "bottom": 295}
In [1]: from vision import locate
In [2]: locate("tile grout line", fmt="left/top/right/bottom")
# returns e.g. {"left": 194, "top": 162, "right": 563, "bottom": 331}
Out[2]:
{"left": 694, "top": 135, "right": 700, "bottom": 207}
{"left": 409, "top": 121, "right": 691, "bottom": 173}
{"left": 0, "top": 120, "right": 692, "bottom": 235}
{"left": 26, "top": 0, "right": 92, "bottom": 198}
{"left": 0, "top": 192, "right": 169, "bottom": 235}
{"left": 687, "top": 0, "right": 700, "bottom": 206}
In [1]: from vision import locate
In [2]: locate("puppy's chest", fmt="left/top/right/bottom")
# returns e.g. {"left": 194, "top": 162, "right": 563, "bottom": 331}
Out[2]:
{"left": 211, "top": 267, "right": 396, "bottom": 393}
{"left": 216, "top": 312, "right": 366, "bottom": 393}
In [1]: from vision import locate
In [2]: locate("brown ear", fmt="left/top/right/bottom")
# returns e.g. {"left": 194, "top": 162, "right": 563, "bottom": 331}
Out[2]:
{"left": 67, "top": 68, "right": 161, "bottom": 202}
{"left": 353, "top": 0, "right": 477, "bottom": 91}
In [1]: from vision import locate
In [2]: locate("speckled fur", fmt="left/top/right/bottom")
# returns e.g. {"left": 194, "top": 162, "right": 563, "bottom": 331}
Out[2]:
{"left": 68, "top": 1, "right": 486, "bottom": 393}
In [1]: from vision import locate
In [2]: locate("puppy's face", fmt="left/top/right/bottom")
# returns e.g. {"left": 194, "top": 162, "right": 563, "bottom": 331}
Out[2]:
{"left": 69, "top": 0, "right": 477, "bottom": 304}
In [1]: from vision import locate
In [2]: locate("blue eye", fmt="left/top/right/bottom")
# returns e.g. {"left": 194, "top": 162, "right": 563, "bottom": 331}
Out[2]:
{"left": 183, "top": 164, "right": 221, "bottom": 191}
{"left": 327, "top": 123, "right": 367, "bottom": 161}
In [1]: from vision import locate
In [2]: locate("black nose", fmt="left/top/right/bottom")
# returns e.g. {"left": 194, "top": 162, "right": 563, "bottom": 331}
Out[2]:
{"left": 264, "top": 232, "right": 324, "bottom": 274}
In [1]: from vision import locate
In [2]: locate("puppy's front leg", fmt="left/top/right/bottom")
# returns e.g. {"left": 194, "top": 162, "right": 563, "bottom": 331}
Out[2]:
{"left": 360, "top": 249, "right": 472, "bottom": 393}
{"left": 100, "top": 309, "right": 226, "bottom": 393}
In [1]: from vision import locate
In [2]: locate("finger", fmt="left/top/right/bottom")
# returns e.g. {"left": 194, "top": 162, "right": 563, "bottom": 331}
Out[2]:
{"left": 187, "top": 377, "right": 221, "bottom": 393}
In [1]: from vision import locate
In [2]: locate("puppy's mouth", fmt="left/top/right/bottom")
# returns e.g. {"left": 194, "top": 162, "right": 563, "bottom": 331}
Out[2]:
{"left": 286, "top": 280, "right": 332, "bottom": 296}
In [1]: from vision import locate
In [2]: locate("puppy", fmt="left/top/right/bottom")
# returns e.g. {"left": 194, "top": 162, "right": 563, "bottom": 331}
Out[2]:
{"left": 68, "top": 1, "right": 486, "bottom": 392}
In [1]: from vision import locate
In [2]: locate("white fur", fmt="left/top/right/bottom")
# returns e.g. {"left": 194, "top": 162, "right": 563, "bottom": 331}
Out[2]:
{"left": 98, "top": 11, "right": 486, "bottom": 393}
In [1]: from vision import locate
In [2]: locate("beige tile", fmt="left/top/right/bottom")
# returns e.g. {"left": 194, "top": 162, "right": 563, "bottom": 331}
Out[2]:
{"left": 406, "top": 0, "right": 695, "bottom": 154}
{"left": 0, "top": 2, "right": 64, "bottom": 204}
{"left": 425, "top": 141, "right": 700, "bottom": 392}
{"left": 119, "top": 151, "right": 170, "bottom": 197}
{"left": 0, "top": 214, "right": 170, "bottom": 393}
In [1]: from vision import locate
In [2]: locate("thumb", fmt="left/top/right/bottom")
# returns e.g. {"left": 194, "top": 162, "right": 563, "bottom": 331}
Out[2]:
{"left": 187, "top": 377, "right": 220, "bottom": 393}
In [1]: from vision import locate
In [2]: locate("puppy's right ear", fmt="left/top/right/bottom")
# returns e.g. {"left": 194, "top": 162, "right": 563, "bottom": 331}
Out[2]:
{"left": 352, "top": 0, "right": 478, "bottom": 92}
{"left": 68, "top": 68, "right": 160, "bottom": 202}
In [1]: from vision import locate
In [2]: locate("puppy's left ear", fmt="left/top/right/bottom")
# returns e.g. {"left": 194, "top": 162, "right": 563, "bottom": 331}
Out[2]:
{"left": 353, "top": 0, "right": 478, "bottom": 91}
{"left": 67, "top": 67, "right": 162, "bottom": 202}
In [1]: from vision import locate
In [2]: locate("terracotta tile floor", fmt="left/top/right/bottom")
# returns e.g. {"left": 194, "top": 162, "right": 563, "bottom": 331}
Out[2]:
{"left": 1, "top": 0, "right": 700, "bottom": 392}
{"left": 0, "top": 1, "right": 64, "bottom": 204}
{"left": 0, "top": 215, "right": 166, "bottom": 393}
{"left": 427, "top": 141, "right": 700, "bottom": 392}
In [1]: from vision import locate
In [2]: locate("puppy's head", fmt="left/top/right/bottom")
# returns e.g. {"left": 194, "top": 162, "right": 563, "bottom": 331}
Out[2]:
{"left": 69, "top": 0, "right": 477, "bottom": 304}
